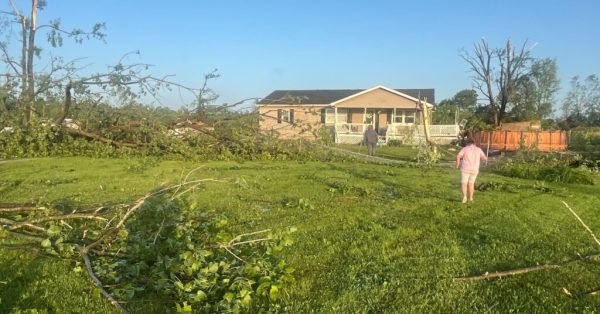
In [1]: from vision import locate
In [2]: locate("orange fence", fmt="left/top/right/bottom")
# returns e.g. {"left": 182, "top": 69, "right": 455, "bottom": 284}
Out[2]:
{"left": 472, "top": 130, "right": 568, "bottom": 152}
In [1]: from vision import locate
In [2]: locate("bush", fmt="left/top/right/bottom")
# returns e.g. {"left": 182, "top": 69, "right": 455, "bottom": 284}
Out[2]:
{"left": 0, "top": 118, "right": 349, "bottom": 162}
{"left": 494, "top": 153, "right": 596, "bottom": 185}
{"left": 569, "top": 127, "right": 600, "bottom": 162}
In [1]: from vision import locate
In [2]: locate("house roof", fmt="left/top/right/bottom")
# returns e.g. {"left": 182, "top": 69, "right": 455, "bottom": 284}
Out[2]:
{"left": 257, "top": 87, "right": 435, "bottom": 105}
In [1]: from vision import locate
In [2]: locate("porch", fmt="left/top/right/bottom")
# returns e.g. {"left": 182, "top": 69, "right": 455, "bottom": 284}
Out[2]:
{"left": 328, "top": 107, "right": 420, "bottom": 144}
{"left": 333, "top": 109, "right": 460, "bottom": 145}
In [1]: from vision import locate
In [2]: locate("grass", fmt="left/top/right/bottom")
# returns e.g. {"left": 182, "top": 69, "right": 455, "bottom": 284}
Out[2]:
{"left": 336, "top": 143, "right": 458, "bottom": 162}
{"left": 1, "top": 157, "right": 600, "bottom": 313}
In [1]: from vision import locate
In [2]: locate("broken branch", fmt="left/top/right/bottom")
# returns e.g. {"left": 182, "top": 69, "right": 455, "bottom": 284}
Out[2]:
{"left": 78, "top": 245, "right": 129, "bottom": 313}
{"left": 455, "top": 264, "right": 560, "bottom": 281}
{"left": 562, "top": 201, "right": 600, "bottom": 249}
{"left": 8, "top": 214, "right": 107, "bottom": 231}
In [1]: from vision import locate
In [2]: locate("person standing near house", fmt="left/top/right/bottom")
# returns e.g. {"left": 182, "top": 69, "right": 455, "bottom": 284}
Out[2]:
{"left": 363, "top": 125, "right": 379, "bottom": 156}
{"left": 455, "top": 138, "right": 487, "bottom": 204}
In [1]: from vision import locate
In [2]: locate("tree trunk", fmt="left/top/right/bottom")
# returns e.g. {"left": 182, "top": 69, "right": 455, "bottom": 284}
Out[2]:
{"left": 25, "top": 0, "right": 38, "bottom": 122}
{"left": 18, "top": 15, "right": 28, "bottom": 124}
{"left": 56, "top": 82, "right": 72, "bottom": 125}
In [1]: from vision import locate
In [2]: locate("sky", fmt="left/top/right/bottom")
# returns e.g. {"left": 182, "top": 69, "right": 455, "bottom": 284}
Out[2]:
{"left": 1, "top": 0, "right": 600, "bottom": 112}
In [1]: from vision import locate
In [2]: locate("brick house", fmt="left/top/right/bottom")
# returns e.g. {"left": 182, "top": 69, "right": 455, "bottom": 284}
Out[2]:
{"left": 257, "top": 85, "right": 436, "bottom": 143}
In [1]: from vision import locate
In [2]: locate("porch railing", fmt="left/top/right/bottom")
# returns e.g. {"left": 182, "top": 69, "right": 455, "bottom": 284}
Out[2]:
{"left": 334, "top": 123, "right": 460, "bottom": 144}
{"left": 334, "top": 123, "right": 368, "bottom": 134}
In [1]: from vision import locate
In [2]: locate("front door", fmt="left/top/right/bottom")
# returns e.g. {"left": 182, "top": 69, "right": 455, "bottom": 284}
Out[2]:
{"left": 365, "top": 110, "right": 378, "bottom": 131}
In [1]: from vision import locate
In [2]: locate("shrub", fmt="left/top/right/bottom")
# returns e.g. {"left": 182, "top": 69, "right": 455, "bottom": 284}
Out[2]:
{"left": 494, "top": 153, "right": 595, "bottom": 185}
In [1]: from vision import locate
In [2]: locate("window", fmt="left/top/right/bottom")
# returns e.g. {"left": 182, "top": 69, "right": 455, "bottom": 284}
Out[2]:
{"left": 393, "top": 111, "right": 416, "bottom": 125}
{"left": 324, "top": 109, "right": 348, "bottom": 124}
{"left": 277, "top": 109, "right": 294, "bottom": 124}
{"left": 404, "top": 112, "right": 415, "bottom": 124}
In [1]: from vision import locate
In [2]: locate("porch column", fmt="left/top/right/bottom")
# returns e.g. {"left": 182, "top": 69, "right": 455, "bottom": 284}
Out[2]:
{"left": 392, "top": 107, "right": 397, "bottom": 136}
{"left": 334, "top": 107, "right": 338, "bottom": 143}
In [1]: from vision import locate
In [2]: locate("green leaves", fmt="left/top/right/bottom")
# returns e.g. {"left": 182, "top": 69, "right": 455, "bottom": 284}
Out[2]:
{"left": 41, "top": 238, "right": 52, "bottom": 248}
{"left": 176, "top": 302, "right": 193, "bottom": 313}
{"left": 87, "top": 195, "right": 293, "bottom": 312}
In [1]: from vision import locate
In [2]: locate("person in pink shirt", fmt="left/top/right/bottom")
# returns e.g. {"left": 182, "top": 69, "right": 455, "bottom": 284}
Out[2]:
{"left": 455, "top": 138, "right": 487, "bottom": 203}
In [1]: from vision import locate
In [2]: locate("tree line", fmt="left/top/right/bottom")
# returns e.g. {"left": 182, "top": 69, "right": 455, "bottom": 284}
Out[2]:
{"left": 434, "top": 38, "right": 599, "bottom": 130}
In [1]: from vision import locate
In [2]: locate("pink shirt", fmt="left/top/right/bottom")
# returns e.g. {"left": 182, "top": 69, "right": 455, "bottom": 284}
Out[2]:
{"left": 457, "top": 144, "right": 487, "bottom": 174}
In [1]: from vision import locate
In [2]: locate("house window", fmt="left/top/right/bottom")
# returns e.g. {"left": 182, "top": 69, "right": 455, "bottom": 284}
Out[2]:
{"left": 277, "top": 109, "right": 294, "bottom": 124}
{"left": 324, "top": 109, "right": 348, "bottom": 124}
{"left": 404, "top": 112, "right": 415, "bottom": 124}
{"left": 394, "top": 111, "right": 416, "bottom": 125}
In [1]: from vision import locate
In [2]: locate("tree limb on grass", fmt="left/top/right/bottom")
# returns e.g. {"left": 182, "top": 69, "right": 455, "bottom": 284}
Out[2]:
{"left": 0, "top": 206, "right": 50, "bottom": 213}
{"left": 60, "top": 126, "right": 140, "bottom": 148}
{"left": 7, "top": 213, "right": 107, "bottom": 231}
{"left": 218, "top": 229, "right": 272, "bottom": 263}
{"left": 83, "top": 193, "right": 152, "bottom": 253}
{"left": 562, "top": 201, "right": 600, "bottom": 249}
{"left": 1, "top": 229, "right": 46, "bottom": 242}
{"left": 563, "top": 287, "right": 600, "bottom": 298}
{"left": 152, "top": 217, "right": 165, "bottom": 245}
{"left": 78, "top": 245, "right": 129, "bottom": 314}
{"left": 454, "top": 264, "right": 560, "bottom": 281}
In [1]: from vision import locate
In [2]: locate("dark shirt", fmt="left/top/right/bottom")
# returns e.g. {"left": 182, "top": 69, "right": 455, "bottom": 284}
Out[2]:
{"left": 364, "top": 129, "right": 378, "bottom": 144}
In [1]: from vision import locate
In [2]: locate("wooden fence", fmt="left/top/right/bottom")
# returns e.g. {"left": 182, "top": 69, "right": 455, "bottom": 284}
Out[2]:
{"left": 472, "top": 130, "right": 568, "bottom": 152}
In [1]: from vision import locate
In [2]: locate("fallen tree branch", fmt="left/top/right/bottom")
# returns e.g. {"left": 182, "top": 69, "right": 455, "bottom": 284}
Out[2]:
{"left": 1, "top": 217, "right": 48, "bottom": 232}
{"left": 1, "top": 229, "right": 46, "bottom": 242}
{"left": 8, "top": 214, "right": 107, "bottom": 231}
{"left": 454, "top": 264, "right": 560, "bottom": 281}
{"left": 563, "top": 287, "right": 600, "bottom": 298}
{"left": 226, "top": 229, "right": 271, "bottom": 247}
{"left": 152, "top": 217, "right": 165, "bottom": 245}
{"left": 230, "top": 238, "right": 272, "bottom": 247}
{"left": 562, "top": 201, "right": 600, "bottom": 249}
{"left": 78, "top": 245, "right": 129, "bottom": 313}
{"left": 0, "top": 206, "right": 49, "bottom": 213}
{"left": 60, "top": 126, "right": 140, "bottom": 148}
{"left": 83, "top": 193, "right": 151, "bottom": 253}
{"left": 219, "top": 229, "right": 272, "bottom": 263}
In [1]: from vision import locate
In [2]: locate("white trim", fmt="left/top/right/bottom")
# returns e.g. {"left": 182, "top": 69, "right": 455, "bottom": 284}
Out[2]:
{"left": 256, "top": 104, "right": 327, "bottom": 107}
{"left": 330, "top": 85, "right": 434, "bottom": 108}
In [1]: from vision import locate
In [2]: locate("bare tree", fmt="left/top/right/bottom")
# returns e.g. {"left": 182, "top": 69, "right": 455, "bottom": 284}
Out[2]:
{"left": 1, "top": 0, "right": 206, "bottom": 130}
{"left": 1, "top": 0, "right": 106, "bottom": 123}
{"left": 462, "top": 38, "right": 532, "bottom": 126}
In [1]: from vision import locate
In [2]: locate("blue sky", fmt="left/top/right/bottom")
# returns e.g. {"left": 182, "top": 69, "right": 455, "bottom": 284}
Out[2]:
{"left": 2, "top": 0, "right": 600, "bottom": 111}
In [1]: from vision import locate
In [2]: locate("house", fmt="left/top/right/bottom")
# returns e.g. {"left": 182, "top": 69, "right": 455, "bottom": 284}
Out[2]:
{"left": 257, "top": 85, "right": 440, "bottom": 144}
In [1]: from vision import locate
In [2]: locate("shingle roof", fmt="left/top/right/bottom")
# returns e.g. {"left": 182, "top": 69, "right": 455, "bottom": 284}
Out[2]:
{"left": 257, "top": 88, "right": 435, "bottom": 105}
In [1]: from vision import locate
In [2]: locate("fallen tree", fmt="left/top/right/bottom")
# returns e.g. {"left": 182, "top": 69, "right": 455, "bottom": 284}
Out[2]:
{"left": 0, "top": 174, "right": 295, "bottom": 313}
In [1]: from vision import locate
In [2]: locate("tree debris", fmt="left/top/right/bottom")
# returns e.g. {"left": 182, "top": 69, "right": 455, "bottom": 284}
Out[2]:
{"left": 455, "top": 264, "right": 560, "bottom": 281}
{"left": 562, "top": 201, "right": 600, "bottom": 248}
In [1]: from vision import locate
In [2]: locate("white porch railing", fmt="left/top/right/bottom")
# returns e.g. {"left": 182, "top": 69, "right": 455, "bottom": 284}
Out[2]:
{"left": 334, "top": 123, "right": 368, "bottom": 134}
{"left": 334, "top": 123, "right": 460, "bottom": 145}
{"left": 386, "top": 124, "right": 460, "bottom": 144}
{"left": 334, "top": 123, "right": 369, "bottom": 144}
{"left": 429, "top": 125, "right": 461, "bottom": 137}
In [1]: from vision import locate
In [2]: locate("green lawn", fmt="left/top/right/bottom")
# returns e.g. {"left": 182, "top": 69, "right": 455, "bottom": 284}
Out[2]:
{"left": 1, "top": 157, "right": 599, "bottom": 313}
{"left": 336, "top": 143, "right": 458, "bottom": 162}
